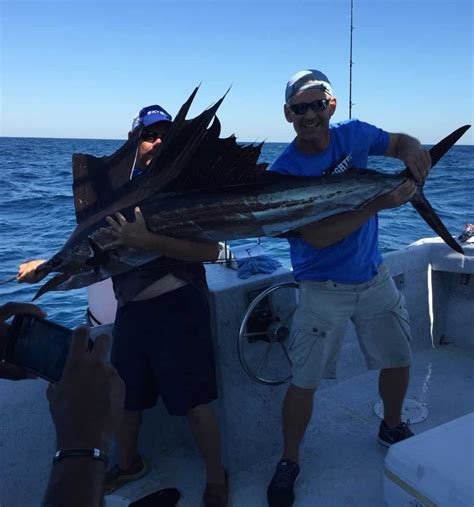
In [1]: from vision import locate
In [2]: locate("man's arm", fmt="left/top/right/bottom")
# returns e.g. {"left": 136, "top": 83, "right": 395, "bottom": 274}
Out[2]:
{"left": 384, "top": 133, "right": 432, "bottom": 183}
{"left": 101, "top": 207, "right": 220, "bottom": 262}
{"left": 296, "top": 179, "right": 417, "bottom": 249}
{"left": 1, "top": 307, "right": 123, "bottom": 505}
{"left": 295, "top": 131, "right": 432, "bottom": 249}
{"left": 43, "top": 328, "right": 125, "bottom": 507}
{"left": 43, "top": 459, "right": 107, "bottom": 507}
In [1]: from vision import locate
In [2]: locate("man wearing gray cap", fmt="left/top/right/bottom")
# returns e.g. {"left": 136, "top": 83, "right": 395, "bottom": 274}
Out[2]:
{"left": 266, "top": 69, "right": 431, "bottom": 507}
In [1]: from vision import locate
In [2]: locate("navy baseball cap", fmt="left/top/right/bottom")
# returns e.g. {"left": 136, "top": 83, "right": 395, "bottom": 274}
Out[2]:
{"left": 131, "top": 104, "right": 173, "bottom": 131}
{"left": 285, "top": 69, "right": 333, "bottom": 102}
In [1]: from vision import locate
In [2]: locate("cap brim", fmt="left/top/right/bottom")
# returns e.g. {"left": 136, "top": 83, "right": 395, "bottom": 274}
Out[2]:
{"left": 141, "top": 113, "right": 172, "bottom": 128}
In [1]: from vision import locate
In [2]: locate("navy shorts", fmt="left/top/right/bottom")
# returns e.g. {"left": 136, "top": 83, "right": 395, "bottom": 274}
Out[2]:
{"left": 111, "top": 285, "right": 218, "bottom": 416}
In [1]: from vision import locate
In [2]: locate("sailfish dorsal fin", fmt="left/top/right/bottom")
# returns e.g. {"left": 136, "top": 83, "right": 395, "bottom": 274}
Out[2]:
{"left": 70, "top": 87, "right": 268, "bottom": 229}
{"left": 71, "top": 87, "right": 215, "bottom": 224}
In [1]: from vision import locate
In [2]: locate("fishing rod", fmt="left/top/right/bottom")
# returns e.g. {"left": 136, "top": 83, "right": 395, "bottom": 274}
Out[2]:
{"left": 0, "top": 275, "right": 17, "bottom": 286}
{"left": 349, "top": 0, "right": 354, "bottom": 119}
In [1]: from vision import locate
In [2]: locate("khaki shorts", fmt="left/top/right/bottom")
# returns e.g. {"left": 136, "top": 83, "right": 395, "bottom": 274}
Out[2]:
{"left": 289, "top": 264, "right": 412, "bottom": 389}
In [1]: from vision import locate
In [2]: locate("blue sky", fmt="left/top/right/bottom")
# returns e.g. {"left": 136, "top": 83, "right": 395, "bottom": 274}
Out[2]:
{"left": 1, "top": 0, "right": 473, "bottom": 144}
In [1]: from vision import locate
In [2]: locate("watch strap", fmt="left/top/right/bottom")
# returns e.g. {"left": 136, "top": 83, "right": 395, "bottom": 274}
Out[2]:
{"left": 53, "top": 448, "right": 108, "bottom": 466}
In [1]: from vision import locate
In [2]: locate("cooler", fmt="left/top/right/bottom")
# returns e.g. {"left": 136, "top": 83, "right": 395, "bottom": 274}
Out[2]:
{"left": 384, "top": 412, "right": 474, "bottom": 506}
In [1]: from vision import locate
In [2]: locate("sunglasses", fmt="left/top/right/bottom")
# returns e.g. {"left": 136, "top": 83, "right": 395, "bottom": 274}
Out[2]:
{"left": 288, "top": 99, "right": 329, "bottom": 115}
{"left": 140, "top": 131, "right": 166, "bottom": 143}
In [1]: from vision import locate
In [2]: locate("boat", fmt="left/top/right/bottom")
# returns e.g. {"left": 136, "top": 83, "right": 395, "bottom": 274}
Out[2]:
{"left": 1, "top": 235, "right": 473, "bottom": 506}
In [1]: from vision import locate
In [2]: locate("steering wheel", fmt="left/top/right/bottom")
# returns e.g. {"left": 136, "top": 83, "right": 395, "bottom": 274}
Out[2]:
{"left": 238, "top": 281, "right": 299, "bottom": 385}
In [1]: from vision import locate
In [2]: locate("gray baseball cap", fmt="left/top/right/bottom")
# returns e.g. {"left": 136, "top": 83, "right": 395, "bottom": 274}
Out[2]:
{"left": 285, "top": 69, "right": 333, "bottom": 102}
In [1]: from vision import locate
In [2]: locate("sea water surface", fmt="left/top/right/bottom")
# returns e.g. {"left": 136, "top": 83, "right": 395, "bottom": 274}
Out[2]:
{"left": 0, "top": 137, "right": 472, "bottom": 327}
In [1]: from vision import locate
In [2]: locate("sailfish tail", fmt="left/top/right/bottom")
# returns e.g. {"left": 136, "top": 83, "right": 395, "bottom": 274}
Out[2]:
{"left": 410, "top": 187, "right": 464, "bottom": 254}
{"left": 408, "top": 124, "right": 470, "bottom": 255}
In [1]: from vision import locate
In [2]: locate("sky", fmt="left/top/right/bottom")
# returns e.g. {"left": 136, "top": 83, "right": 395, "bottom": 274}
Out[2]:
{"left": 1, "top": 0, "right": 473, "bottom": 144}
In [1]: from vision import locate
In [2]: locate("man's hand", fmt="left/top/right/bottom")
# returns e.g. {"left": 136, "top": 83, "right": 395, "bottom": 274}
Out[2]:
{"left": 100, "top": 206, "right": 219, "bottom": 261}
{"left": 101, "top": 207, "right": 152, "bottom": 250}
{"left": 403, "top": 148, "right": 431, "bottom": 184}
{"left": 367, "top": 179, "right": 417, "bottom": 212}
{"left": 386, "top": 133, "right": 432, "bottom": 184}
{"left": 17, "top": 259, "right": 47, "bottom": 284}
{"left": 47, "top": 327, "right": 125, "bottom": 452}
{"left": 0, "top": 302, "right": 46, "bottom": 380}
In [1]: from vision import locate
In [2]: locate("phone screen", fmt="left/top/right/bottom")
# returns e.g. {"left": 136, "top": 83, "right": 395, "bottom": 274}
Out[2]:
{"left": 7, "top": 316, "right": 73, "bottom": 383}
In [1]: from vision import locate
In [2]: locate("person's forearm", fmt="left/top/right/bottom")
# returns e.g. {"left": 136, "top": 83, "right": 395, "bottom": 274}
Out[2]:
{"left": 297, "top": 207, "right": 376, "bottom": 249}
{"left": 387, "top": 134, "right": 422, "bottom": 164}
{"left": 137, "top": 232, "right": 220, "bottom": 262}
{"left": 42, "top": 458, "right": 105, "bottom": 507}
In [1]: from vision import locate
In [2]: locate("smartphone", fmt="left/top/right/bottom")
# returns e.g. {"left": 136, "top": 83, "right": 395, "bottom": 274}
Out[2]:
{"left": 6, "top": 315, "right": 74, "bottom": 383}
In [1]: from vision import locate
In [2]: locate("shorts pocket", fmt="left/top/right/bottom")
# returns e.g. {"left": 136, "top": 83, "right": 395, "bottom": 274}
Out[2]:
{"left": 288, "top": 323, "right": 328, "bottom": 368}
{"left": 390, "top": 296, "right": 411, "bottom": 342}
{"left": 354, "top": 292, "right": 412, "bottom": 369}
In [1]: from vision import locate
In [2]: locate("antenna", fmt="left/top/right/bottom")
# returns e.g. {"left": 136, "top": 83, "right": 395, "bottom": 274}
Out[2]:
{"left": 349, "top": 0, "right": 354, "bottom": 118}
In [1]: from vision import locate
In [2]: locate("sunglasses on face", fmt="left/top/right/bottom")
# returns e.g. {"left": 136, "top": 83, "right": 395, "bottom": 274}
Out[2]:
{"left": 140, "top": 131, "right": 166, "bottom": 143}
{"left": 288, "top": 99, "right": 330, "bottom": 115}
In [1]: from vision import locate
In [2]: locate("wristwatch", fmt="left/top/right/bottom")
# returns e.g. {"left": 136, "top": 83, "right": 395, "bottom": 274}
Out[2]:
{"left": 53, "top": 448, "right": 109, "bottom": 466}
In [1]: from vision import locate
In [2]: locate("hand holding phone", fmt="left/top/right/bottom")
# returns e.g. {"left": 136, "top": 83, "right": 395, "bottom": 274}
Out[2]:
{"left": 43, "top": 328, "right": 125, "bottom": 506}
{"left": 47, "top": 327, "right": 125, "bottom": 451}
{"left": 6, "top": 313, "right": 74, "bottom": 382}
{"left": 0, "top": 302, "right": 46, "bottom": 380}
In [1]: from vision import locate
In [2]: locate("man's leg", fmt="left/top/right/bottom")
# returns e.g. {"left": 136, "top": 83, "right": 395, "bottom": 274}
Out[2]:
{"left": 267, "top": 282, "right": 343, "bottom": 507}
{"left": 282, "top": 384, "right": 316, "bottom": 463}
{"left": 377, "top": 366, "right": 413, "bottom": 446}
{"left": 187, "top": 403, "right": 228, "bottom": 507}
{"left": 187, "top": 404, "right": 225, "bottom": 484}
{"left": 117, "top": 409, "right": 143, "bottom": 470}
{"left": 105, "top": 409, "right": 147, "bottom": 494}
{"left": 107, "top": 299, "right": 151, "bottom": 494}
{"left": 352, "top": 265, "right": 413, "bottom": 445}
{"left": 379, "top": 366, "right": 409, "bottom": 427}
{"left": 267, "top": 384, "right": 316, "bottom": 507}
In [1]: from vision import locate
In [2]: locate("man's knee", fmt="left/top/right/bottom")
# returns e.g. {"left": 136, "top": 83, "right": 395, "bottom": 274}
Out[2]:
{"left": 287, "top": 383, "right": 317, "bottom": 400}
{"left": 186, "top": 403, "right": 214, "bottom": 425}
{"left": 380, "top": 365, "right": 410, "bottom": 376}
{"left": 121, "top": 409, "right": 143, "bottom": 430}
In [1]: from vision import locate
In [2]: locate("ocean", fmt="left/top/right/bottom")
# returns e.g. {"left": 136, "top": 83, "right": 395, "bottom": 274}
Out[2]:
{"left": 0, "top": 137, "right": 472, "bottom": 328}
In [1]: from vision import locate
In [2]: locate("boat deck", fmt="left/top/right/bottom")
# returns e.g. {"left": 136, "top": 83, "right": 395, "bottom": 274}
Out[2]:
{"left": 2, "top": 239, "right": 472, "bottom": 507}
{"left": 111, "top": 340, "right": 474, "bottom": 507}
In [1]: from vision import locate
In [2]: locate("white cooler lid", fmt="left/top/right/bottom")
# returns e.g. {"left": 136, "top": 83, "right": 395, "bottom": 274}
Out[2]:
{"left": 104, "top": 495, "right": 129, "bottom": 506}
{"left": 385, "top": 412, "right": 474, "bottom": 506}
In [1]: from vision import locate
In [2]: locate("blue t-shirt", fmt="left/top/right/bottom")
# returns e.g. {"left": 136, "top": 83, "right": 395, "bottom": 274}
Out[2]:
{"left": 270, "top": 119, "right": 390, "bottom": 283}
{"left": 131, "top": 166, "right": 144, "bottom": 179}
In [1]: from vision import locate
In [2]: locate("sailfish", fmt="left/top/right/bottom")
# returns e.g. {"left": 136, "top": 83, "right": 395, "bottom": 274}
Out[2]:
{"left": 32, "top": 87, "right": 470, "bottom": 299}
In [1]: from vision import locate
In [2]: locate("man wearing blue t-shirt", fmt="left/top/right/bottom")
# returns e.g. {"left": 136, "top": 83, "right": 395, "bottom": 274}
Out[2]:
{"left": 266, "top": 69, "right": 431, "bottom": 507}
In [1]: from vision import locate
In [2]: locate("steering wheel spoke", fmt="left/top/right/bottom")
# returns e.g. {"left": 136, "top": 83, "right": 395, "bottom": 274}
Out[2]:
{"left": 279, "top": 341, "right": 293, "bottom": 367}
{"left": 255, "top": 342, "right": 274, "bottom": 377}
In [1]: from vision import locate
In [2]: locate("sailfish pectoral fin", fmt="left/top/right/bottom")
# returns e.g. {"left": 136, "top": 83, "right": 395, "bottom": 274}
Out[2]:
{"left": 410, "top": 187, "right": 464, "bottom": 254}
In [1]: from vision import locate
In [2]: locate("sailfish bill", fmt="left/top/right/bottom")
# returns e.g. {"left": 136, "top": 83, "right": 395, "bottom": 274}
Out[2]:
{"left": 32, "top": 88, "right": 470, "bottom": 299}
